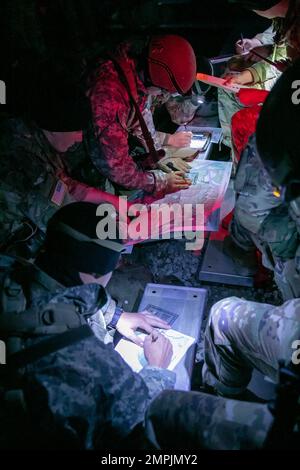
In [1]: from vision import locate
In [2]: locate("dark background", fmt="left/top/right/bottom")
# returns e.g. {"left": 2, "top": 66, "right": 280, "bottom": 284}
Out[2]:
{"left": 0, "top": 0, "right": 270, "bottom": 115}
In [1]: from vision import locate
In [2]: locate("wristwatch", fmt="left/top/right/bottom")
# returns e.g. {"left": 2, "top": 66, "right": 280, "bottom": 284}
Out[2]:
{"left": 108, "top": 306, "right": 124, "bottom": 329}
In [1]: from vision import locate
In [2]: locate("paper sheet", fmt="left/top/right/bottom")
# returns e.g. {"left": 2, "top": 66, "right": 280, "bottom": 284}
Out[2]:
{"left": 115, "top": 329, "right": 195, "bottom": 372}
{"left": 155, "top": 159, "right": 233, "bottom": 230}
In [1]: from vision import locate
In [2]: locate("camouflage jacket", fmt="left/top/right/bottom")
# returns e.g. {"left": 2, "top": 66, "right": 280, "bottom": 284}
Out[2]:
{"left": 0, "top": 118, "right": 110, "bottom": 250}
{"left": 149, "top": 92, "right": 199, "bottom": 146}
{"left": 246, "top": 34, "right": 287, "bottom": 91}
{"left": 289, "top": 196, "right": 300, "bottom": 272}
{"left": 0, "top": 255, "right": 175, "bottom": 449}
{"left": 254, "top": 26, "right": 275, "bottom": 46}
{"left": 234, "top": 134, "right": 300, "bottom": 266}
{"left": 0, "top": 118, "right": 82, "bottom": 245}
{"left": 0, "top": 118, "right": 61, "bottom": 242}
{"left": 86, "top": 45, "right": 171, "bottom": 198}
{"left": 235, "top": 134, "right": 289, "bottom": 234}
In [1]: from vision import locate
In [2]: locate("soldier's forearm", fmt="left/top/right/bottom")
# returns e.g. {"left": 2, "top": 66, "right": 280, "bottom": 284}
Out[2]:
{"left": 139, "top": 366, "right": 176, "bottom": 401}
{"left": 61, "top": 174, "right": 121, "bottom": 210}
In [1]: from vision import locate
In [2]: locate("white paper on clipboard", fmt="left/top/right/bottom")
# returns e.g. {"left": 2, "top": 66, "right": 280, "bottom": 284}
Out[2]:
{"left": 115, "top": 329, "right": 195, "bottom": 372}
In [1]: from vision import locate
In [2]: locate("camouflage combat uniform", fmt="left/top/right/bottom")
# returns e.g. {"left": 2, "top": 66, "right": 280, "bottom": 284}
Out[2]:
{"left": 0, "top": 118, "right": 98, "bottom": 251}
{"left": 86, "top": 46, "right": 169, "bottom": 199}
{"left": 218, "top": 28, "right": 287, "bottom": 152}
{"left": 230, "top": 134, "right": 300, "bottom": 299}
{"left": 145, "top": 389, "right": 273, "bottom": 450}
{"left": 86, "top": 44, "right": 199, "bottom": 200}
{"left": 151, "top": 93, "right": 200, "bottom": 146}
{"left": 0, "top": 255, "right": 175, "bottom": 449}
{"left": 0, "top": 118, "right": 67, "bottom": 244}
{"left": 202, "top": 296, "right": 300, "bottom": 397}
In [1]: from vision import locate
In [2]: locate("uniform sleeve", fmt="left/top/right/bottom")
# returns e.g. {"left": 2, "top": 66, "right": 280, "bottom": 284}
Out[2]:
{"left": 254, "top": 26, "right": 275, "bottom": 46}
{"left": 0, "top": 123, "right": 58, "bottom": 238}
{"left": 290, "top": 198, "right": 300, "bottom": 273}
{"left": 234, "top": 134, "right": 284, "bottom": 234}
{"left": 246, "top": 44, "right": 287, "bottom": 90}
{"left": 24, "top": 335, "right": 174, "bottom": 448}
{"left": 88, "top": 70, "right": 163, "bottom": 195}
{"left": 165, "top": 96, "right": 199, "bottom": 125}
{"left": 139, "top": 366, "right": 176, "bottom": 400}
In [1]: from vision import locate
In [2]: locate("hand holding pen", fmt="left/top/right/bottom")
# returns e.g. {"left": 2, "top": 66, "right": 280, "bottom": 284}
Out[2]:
{"left": 144, "top": 331, "right": 173, "bottom": 368}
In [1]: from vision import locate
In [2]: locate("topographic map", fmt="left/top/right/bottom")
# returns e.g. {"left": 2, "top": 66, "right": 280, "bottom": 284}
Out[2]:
{"left": 155, "top": 159, "right": 233, "bottom": 231}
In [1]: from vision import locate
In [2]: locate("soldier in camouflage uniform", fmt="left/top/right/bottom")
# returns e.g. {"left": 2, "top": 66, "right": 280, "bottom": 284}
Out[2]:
{"left": 202, "top": 59, "right": 300, "bottom": 399}
{"left": 85, "top": 36, "right": 197, "bottom": 201}
{"left": 222, "top": 0, "right": 300, "bottom": 294}
{"left": 229, "top": 133, "right": 299, "bottom": 291}
{"left": 146, "top": 389, "right": 273, "bottom": 449}
{"left": 27, "top": 202, "right": 172, "bottom": 345}
{"left": 145, "top": 58, "right": 300, "bottom": 452}
{"left": 0, "top": 202, "right": 174, "bottom": 449}
{"left": 202, "top": 296, "right": 300, "bottom": 395}
{"left": 219, "top": 0, "right": 290, "bottom": 153}
{"left": 227, "top": 41, "right": 300, "bottom": 300}
{"left": 0, "top": 63, "right": 123, "bottom": 257}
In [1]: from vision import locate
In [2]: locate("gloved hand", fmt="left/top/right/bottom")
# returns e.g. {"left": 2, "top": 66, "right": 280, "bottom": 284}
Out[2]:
{"left": 158, "top": 154, "right": 192, "bottom": 173}
{"left": 165, "top": 171, "right": 192, "bottom": 194}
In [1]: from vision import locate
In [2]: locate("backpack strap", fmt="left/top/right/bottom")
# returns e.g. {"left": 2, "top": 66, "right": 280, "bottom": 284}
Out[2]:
{"left": 0, "top": 325, "right": 94, "bottom": 419}
{"left": 0, "top": 302, "right": 87, "bottom": 337}
{"left": 5, "top": 325, "right": 93, "bottom": 372}
{"left": 110, "top": 55, "right": 162, "bottom": 166}
{"left": 1, "top": 274, "right": 26, "bottom": 315}
{"left": 33, "top": 267, "right": 65, "bottom": 293}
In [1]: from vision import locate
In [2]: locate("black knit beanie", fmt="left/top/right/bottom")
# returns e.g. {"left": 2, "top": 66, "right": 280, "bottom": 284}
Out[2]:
{"left": 36, "top": 202, "right": 126, "bottom": 287}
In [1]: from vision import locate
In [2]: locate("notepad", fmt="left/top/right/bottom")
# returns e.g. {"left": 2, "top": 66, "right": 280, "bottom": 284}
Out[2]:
{"left": 115, "top": 329, "right": 195, "bottom": 372}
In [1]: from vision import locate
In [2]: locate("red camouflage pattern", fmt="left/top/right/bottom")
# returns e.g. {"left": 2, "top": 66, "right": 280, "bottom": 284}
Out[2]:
{"left": 87, "top": 44, "right": 160, "bottom": 196}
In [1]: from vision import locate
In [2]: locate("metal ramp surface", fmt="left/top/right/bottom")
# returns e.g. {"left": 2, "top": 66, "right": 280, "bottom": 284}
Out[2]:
{"left": 138, "top": 283, "right": 207, "bottom": 391}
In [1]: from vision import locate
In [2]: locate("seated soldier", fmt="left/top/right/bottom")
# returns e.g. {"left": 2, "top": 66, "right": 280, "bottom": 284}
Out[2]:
{"left": 23, "top": 202, "right": 171, "bottom": 345}
{"left": 0, "top": 62, "right": 124, "bottom": 258}
{"left": 0, "top": 202, "right": 174, "bottom": 450}
{"left": 221, "top": 1, "right": 300, "bottom": 282}
{"left": 203, "top": 59, "right": 300, "bottom": 398}
{"left": 144, "top": 62, "right": 300, "bottom": 450}
{"left": 218, "top": 0, "right": 290, "bottom": 155}
{"left": 225, "top": 58, "right": 300, "bottom": 298}
{"left": 84, "top": 35, "right": 199, "bottom": 202}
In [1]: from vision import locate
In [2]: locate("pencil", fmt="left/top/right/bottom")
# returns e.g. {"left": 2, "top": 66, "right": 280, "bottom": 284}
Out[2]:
{"left": 240, "top": 33, "right": 245, "bottom": 53}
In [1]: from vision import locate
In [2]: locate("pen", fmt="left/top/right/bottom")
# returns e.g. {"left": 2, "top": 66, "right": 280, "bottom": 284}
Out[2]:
{"left": 151, "top": 332, "right": 159, "bottom": 343}
{"left": 240, "top": 33, "right": 245, "bottom": 53}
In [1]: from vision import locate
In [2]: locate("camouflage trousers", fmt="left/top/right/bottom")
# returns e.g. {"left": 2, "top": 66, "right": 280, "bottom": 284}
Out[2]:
{"left": 145, "top": 389, "right": 273, "bottom": 450}
{"left": 202, "top": 297, "right": 300, "bottom": 396}
{"left": 218, "top": 88, "right": 244, "bottom": 151}
{"left": 230, "top": 206, "right": 298, "bottom": 261}
{"left": 230, "top": 206, "right": 299, "bottom": 300}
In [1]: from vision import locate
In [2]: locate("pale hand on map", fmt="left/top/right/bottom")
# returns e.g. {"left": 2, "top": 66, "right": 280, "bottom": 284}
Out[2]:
{"left": 115, "top": 329, "right": 195, "bottom": 372}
